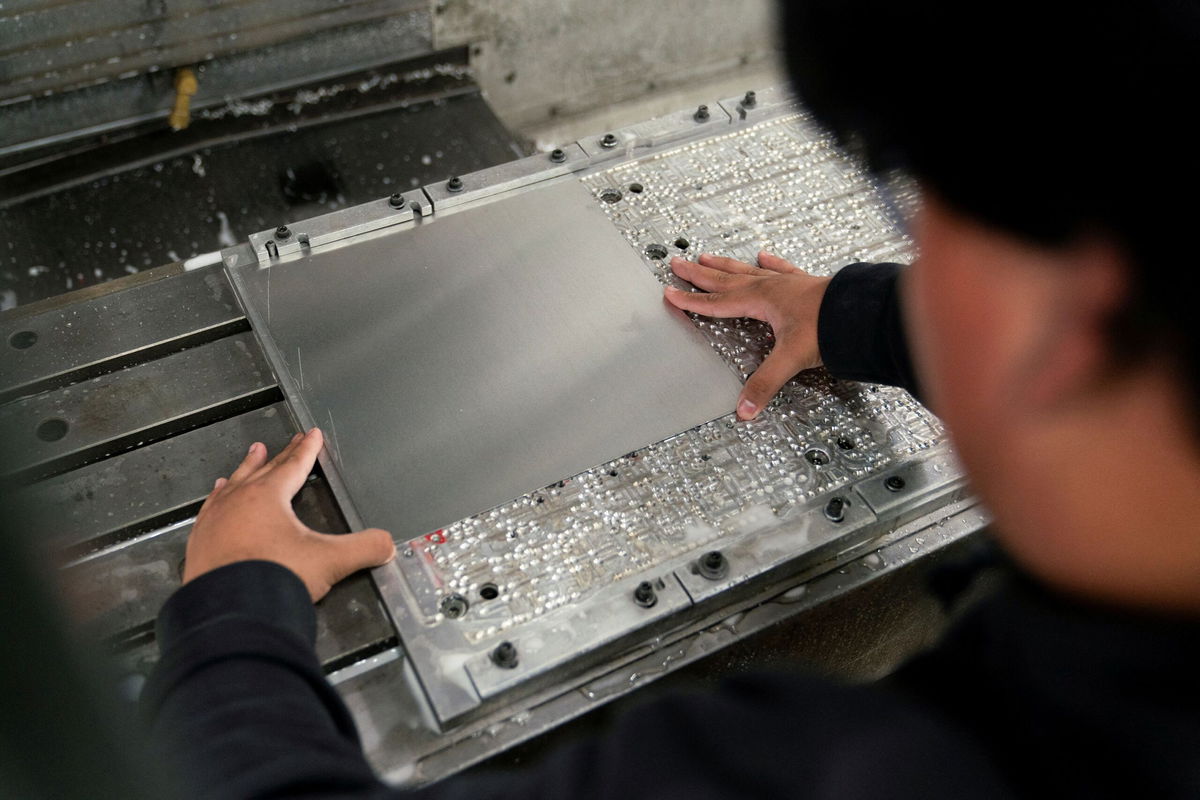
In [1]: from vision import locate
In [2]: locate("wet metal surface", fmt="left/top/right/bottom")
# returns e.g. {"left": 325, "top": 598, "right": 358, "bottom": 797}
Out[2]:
{"left": 3, "top": 85, "right": 991, "bottom": 784}
{"left": 1, "top": 85, "right": 521, "bottom": 309}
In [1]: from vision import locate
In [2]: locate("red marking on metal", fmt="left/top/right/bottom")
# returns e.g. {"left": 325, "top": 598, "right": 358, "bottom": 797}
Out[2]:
{"left": 424, "top": 530, "right": 446, "bottom": 544}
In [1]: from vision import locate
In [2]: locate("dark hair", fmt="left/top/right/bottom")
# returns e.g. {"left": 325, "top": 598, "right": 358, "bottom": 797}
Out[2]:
{"left": 782, "top": 0, "right": 1200, "bottom": 427}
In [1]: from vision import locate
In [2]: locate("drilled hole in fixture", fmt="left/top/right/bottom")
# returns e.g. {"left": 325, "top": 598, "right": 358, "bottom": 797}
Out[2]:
{"left": 37, "top": 418, "right": 68, "bottom": 442}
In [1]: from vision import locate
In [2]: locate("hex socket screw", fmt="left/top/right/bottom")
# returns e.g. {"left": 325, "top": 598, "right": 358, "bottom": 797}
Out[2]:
{"left": 743, "top": 90, "right": 757, "bottom": 108}
{"left": 824, "top": 496, "right": 848, "bottom": 523}
{"left": 491, "top": 641, "right": 519, "bottom": 669}
{"left": 275, "top": 225, "right": 291, "bottom": 240}
{"left": 388, "top": 193, "right": 406, "bottom": 209}
{"left": 697, "top": 550, "right": 729, "bottom": 580}
{"left": 633, "top": 581, "right": 657, "bottom": 608}
{"left": 550, "top": 148, "right": 567, "bottom": 163}
{"left": 694, "top": 104, "right": 710, "bottom": 121}
{"left": 447, "top": 176, "right": 464, "bottom": 192}
{"left": 440, "top": 593, "right": 469, "bottom": 619}
{"left": 805, "top": 448, "right": 830, "bottom": 466}
{"left": 885, "top": 475, "right": 906, "bottom": 492}
{"left": 601, "top": 133, "right": 618, "bottom": 148}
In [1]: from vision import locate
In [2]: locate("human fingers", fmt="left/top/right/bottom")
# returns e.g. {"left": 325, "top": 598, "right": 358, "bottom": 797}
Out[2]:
{"left": 695, "top": 253, "right": 764, "bottom": 275}
{"left": 228, "top": 440, "right": 272, "bottom": 483}
{"left": 663, "top": 285, "right": 759, "bottom": 318}
{"left": 194, "top": 476, "right": 229, "bottom": 524}
{"left": 240, "top": 432, "right": 305, "bottom": 484}
{"left": 310, "top": 528, "right": 396, "bottom": 601}
{"left": 755, "top": 251, "right": 804, "bottom": 274}
{"left": 737, "top": 345, "right": 809, "bottom": 420}
{"left": 670, "top": 257, "right": 755, "bottom": 293}
{"left": 246, "top": 430, "right": 306, "bottom": 483}
{"left": 262, "top": 427, "right": 324, "bottom": 496}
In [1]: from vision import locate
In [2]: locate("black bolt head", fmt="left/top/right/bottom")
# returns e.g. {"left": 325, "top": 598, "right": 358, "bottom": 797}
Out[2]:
{"left": 885, "top": 475, "right": 906, "bottom": 492}
{"left": 743, "top": 90, "right": 757, "bottom": 107}
{"left": 633, "top": 581, "right": 657, "bottom": 608}
{"left": 447, "top": 176, "right": 464, "bottom": 192}
{"left": 694, "top": 104, "right": 710, "bottom": 121}
{"left": 491, "top": 641, "right": 519, "bottom": 669}
{"left": 550, "top": 148, "right": 566, "bottom": 162}
{"left": 275, "top": 225, "right": 291, "bottom": 239}
{"left": 601, "top": 133, "right": 618, "bottom": 148}
{"left": 824, "top": 496, "right": 847, "bottom": 523}
{"left": 389, "top": 193, "right": 406, "bottom": 209}
{"left": 698, "top": 550, "right": 729, "bottom": 580}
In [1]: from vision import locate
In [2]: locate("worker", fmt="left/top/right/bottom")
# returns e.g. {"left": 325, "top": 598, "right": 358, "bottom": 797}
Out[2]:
{"left": 140, "top": 0, "right": 1200, "bottom": 797}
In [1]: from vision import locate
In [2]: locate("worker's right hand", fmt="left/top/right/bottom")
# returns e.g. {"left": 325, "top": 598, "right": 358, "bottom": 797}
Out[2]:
{"left": 664, "top": 252, "right": 832, "bottom": 420}
{"left": 183, "top": 428, "right": 396, "bottom": 602}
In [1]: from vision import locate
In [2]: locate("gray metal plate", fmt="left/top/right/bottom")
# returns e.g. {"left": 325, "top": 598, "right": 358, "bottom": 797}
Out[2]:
{"left": 230, "top": 177, "right": 742, "bottom": 541}
{"left": 222, "top": 101, "right": 965, "bottom": 734}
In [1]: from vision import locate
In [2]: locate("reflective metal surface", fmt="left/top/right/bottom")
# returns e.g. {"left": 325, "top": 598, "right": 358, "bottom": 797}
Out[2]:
{"left": 0, "top": 257, "right": 399, "bottom": 669}
{"left": 345, "top": 499, "right": 990, "bottom": 784}
{"left": 230, "top": 176, "right": 743, "bottom": 541}
{"left": 14, "top": 403, "right": 292, "bottom": 553}
{"left": 5, "top": 85, "right": 993, "bottom": 786}
{"left": 0, "top": 266, "right": 244, "bottom": 403}
{"left": 224, "top": 92, "right": 964, "bottom": 731}
{"left": 0, "top": 330, "right": 276, "bottom": 482}
{"left": 249, "top": 197, "right": 415, "bottom": 265}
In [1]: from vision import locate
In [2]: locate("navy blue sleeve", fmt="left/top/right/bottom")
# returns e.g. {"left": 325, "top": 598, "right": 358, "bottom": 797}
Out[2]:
{"left": 141, "top": 560, "right": 391, "bottom": 799}
{"left": 141, "top": 561, "right": 1013, "bottom": 800}
{"left": 817, "top": 262, "right": 921, "bottom": 398}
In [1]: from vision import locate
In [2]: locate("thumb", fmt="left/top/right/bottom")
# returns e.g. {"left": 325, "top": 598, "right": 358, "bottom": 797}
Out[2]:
{"left": 319, "top": 527, "right": 396, "bottom": 584}
{"left": 737, "top": 347, "right": 805, "bottom": 420}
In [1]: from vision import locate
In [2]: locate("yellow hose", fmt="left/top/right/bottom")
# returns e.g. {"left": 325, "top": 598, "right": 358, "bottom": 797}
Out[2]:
{"left": 168, "top": 67, "right": 199, "bottom": 131}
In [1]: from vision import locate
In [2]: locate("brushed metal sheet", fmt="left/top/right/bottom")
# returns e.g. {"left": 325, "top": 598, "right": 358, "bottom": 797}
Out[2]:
{"left": 232, "top": 177, "right": 742, "bottom": 540}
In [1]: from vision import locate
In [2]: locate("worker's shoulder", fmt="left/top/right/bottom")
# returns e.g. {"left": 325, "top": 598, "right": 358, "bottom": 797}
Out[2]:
{"left": 890, "top": 570, "right": 1200, "bottom": 799}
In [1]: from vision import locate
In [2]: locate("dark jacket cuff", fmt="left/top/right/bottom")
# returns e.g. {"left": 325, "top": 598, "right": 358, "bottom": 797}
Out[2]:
{"left": 156, "top": 560, "right": 317, "bottom": 652}
{"left": 817, "top": 261, "right": 920, "bottom": 397}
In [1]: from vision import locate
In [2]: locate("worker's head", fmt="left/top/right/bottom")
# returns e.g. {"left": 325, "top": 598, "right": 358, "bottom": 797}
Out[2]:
{"left": 782, "top": 1, "right": 1200, "bottom": 610}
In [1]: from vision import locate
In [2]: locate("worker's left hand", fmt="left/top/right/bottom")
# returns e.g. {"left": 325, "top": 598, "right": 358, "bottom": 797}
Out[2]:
{"left": 183, "top": 428, "right": 396, "bottom": 601}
